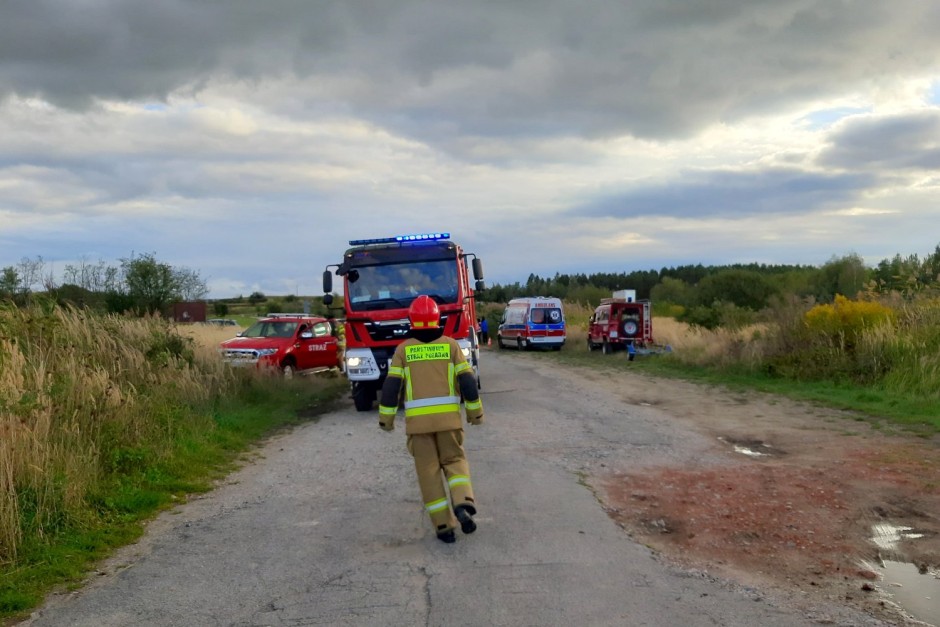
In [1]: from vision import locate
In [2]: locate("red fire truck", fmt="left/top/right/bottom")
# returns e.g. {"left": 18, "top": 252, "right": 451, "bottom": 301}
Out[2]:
{"left": 322, "top": 232, "right": 485, "bottom": 411}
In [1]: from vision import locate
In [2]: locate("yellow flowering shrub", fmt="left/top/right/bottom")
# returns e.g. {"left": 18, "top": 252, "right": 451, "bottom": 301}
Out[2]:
{"left": 803, "top": 295, "right": 895, "bottom": 346}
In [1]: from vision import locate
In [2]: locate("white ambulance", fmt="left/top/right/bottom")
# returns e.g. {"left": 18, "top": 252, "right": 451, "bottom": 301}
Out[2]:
{"left": 497, "top": 297, "right": 566, "bottom": 351}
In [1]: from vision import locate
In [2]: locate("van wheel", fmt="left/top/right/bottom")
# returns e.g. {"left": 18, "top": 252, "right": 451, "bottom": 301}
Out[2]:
{"left": 519, "top": 338, "right": 527, "bottom": 351}
{"left": 497, "top": 335, "right": 505, "bottom": 349}
{"left": 602, "top": 339, "right": 612, "bottom": 355}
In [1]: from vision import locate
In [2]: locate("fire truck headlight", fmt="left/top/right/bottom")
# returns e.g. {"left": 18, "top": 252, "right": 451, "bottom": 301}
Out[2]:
{"left": 346, "top": 356, "right": 362, "bottom": 367}
{"left": 461, "top": 347, "right": 471, "bottom": 358}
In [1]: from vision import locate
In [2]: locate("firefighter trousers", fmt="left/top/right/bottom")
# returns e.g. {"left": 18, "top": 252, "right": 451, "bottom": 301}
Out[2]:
{"left": 406, "top": 429, "right": 475, "bottom": 533}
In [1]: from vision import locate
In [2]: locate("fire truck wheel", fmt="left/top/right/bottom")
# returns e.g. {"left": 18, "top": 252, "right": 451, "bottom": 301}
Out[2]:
{"left": 351, "top": 382, "right": 374, "bottom": 412}
{"left": 587, "top": 337, "right": 595, "bottom": 351}
{"left": 602, "top": 339, "right": 612, "bottom": 355}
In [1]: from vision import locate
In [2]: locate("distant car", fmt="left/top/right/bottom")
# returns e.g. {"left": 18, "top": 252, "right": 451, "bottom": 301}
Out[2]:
{"left": 206, "top": 318, "right": 239, "bottom": 326}
{"left": 219, "top": 314, "right": 341, "bottom": 377}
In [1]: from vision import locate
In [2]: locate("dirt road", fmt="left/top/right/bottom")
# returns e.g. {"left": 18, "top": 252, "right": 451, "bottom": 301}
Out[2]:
{"left": 22, "top": 350, "right": 935, "bottom": 626}
{"left": 575, "top": 356, "right": 940, "bottom": 626}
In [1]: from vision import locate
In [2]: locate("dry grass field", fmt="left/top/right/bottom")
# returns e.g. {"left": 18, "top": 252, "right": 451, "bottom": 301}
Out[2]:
{"left": 559, "top": 301, "right": 764, "bottom": 367}
{"left": 178, "top": 323, "right": 245, "bottom": 354}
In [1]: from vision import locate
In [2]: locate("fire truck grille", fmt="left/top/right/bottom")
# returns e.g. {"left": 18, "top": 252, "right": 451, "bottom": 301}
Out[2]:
{"left": 363, "top": 315, "right": 449, "bottom": 342}
{"left": 364, "top": 323, "right": 409, "bottom": 342}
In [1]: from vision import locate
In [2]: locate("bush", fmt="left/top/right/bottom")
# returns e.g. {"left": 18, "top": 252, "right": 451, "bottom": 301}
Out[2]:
{"left": 803, "top": 295, "right": 895, "bottom": 349}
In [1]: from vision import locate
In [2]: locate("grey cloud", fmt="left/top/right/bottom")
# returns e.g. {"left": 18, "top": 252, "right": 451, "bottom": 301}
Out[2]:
{"left": 571, "top": 168, "right": 875, "bottom": 219}
{"left": 2, "top": 1, "right": 938, "bottom": 141}
{"left": 818, "top": 111, "right": 940, "bottom": 171}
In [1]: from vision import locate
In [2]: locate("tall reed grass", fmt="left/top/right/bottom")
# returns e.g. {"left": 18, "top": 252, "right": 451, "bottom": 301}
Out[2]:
{"left": 0, "top": 303, "right": 238, "bottom": 563}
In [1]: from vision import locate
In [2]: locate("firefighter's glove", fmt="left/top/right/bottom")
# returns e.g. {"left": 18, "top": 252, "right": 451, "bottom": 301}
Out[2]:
{"left": 468, "top": 414, "right": 484, "bottom": 426}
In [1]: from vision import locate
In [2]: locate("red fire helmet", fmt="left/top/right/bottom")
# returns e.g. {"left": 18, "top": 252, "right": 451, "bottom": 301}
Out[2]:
{"left": 408, "top": 295, "right": 440, "bottom": 328}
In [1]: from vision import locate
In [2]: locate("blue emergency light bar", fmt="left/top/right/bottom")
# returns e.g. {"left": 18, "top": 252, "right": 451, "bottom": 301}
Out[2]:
{"left": 348, "top": 232, "right": 450, "bottom": 246}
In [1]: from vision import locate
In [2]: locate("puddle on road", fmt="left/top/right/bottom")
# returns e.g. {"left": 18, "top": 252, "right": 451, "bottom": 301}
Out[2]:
{"left": 866, "top": 523, "right": 940, "bottom": 626}
{"left": 871, "top": 523, "right": 925, "bottom": 551}
{"left": 717, "top": 436, "right": 777, "bottom": 458}
{"left": 732, "top": 445, "right": 768, "bottom": 458}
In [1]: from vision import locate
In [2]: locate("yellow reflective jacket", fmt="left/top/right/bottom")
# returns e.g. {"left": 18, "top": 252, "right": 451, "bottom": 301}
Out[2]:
{"left": 378, "top": 335, "right": 483, "bottom": 434}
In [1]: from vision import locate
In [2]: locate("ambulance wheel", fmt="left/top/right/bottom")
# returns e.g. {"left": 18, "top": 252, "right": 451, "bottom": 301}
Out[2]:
{"left": 497, "top": 335, "right": 505, "bottom": 349}
{"left": 602, "top": 339, "right": 612, "bottom": 355}
{"left": 519, "top": 339, "right": 527, "bottom": 351}
{"left": 351, "top": 382, "right": 374, "bottom": 412}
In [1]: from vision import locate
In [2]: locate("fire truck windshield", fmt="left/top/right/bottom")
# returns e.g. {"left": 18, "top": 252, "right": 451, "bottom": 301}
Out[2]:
{"left": 347, "top": 260, "right": 459, "bottom": 311}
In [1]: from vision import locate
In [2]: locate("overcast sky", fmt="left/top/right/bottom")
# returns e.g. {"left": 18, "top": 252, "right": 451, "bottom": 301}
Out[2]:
{"left": 2, "top": 0, "right": 939, "bottom": 298}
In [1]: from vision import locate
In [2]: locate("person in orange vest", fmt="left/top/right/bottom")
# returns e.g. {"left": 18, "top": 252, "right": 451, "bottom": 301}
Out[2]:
{"left": 378, "top": 295, "right": 484, "bottom": 543}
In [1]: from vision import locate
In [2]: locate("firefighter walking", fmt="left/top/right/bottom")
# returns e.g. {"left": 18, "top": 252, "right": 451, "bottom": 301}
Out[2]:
{"left": 378, "top": 296, "right": 484, "bottom": 543}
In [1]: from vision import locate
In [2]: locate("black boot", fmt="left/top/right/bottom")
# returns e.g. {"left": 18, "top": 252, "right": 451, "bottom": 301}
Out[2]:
{"left": 454, "top": 504, "right": 477, "bottom": 534}
{"left": 436, "top": 529, "right": 456, "bottom": 544}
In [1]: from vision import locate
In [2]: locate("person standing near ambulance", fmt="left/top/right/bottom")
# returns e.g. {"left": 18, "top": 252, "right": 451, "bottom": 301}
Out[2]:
{"left": 378, "top": 295, "right": 484, "bottom": 543}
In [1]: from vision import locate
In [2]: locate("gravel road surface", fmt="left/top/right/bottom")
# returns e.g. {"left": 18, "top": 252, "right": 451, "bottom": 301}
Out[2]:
{"left": 22, "top": 351, "right": 886, "bottom": 626}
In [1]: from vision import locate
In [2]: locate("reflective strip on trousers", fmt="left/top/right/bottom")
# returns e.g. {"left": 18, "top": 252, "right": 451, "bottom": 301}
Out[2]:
{"left": 464, "top": 399, "right": 482, "bottom": 411}
{"left": 448, "top": 475, "right": 471, "bottom": 489}
{"left": 426, "top": 498, "right": 449, "bottom": 514}
{"left": 378, "top": 404, "right": 397, "bottom": 417}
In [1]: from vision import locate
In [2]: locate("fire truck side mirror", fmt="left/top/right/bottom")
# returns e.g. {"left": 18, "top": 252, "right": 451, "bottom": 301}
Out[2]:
{"left": 475, "top": 279, "right": 485, "bottom": 292}
{"left": 471, "top": 258, "right": 484, "bottom": 281}
{"left": 323, "top": 294, "right": 333, "bottom": 306}
{"left": 322, "top": 270, "right": 333, "bottom": 294}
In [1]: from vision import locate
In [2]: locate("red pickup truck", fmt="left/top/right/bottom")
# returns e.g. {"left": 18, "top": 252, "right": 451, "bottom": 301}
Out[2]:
{"left": 219, "top": 313, "right": 341, "bottom": 377}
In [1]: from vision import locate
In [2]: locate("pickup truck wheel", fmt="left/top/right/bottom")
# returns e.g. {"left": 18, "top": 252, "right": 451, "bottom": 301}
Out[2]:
{"left": 281, "top": 360, "right": 296, "bottom": 379}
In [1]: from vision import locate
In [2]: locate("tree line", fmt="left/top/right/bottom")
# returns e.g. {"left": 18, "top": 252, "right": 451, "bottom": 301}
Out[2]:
{"left": 0, "top": 253, "right": 208, "bottom": 315}
{"left": 481, "top": 244, "right": 940, "bottom": 328}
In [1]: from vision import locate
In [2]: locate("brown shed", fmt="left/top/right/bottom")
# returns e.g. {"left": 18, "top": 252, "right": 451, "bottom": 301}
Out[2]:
{"left": 172, "top": 301, "right": 207, "bottom": 323}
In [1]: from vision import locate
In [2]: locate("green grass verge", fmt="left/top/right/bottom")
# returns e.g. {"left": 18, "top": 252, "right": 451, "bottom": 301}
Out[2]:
{"left": 517, "top": 347, "right": 940, "bottom": 435}
{"left": 0, "top": 377, "right": 347, "bottom": 622}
